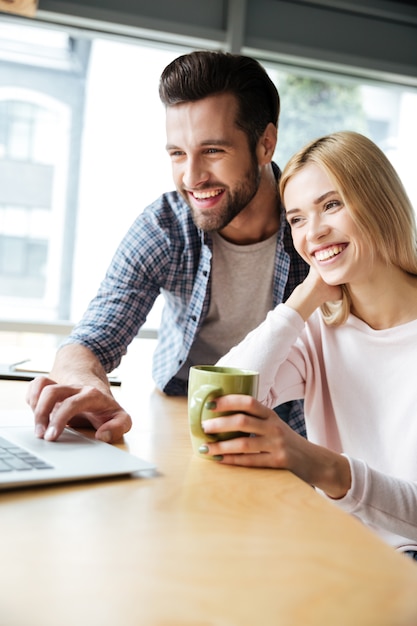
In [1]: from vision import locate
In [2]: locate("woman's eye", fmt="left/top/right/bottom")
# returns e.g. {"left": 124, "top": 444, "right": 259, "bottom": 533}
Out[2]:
{"left": 324, "top": 200, "right": 341, "bottom": 211}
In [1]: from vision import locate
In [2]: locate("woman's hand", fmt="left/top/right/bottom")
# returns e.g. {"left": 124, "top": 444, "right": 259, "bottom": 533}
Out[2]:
{"left": 286, "top": 267, "right": 343, "bottom": 321}
{"left": 199, "top": 394, "right": 304, "bottom": 469}
{"left": 199, "top": 394, "right": 351, "bottom": 499}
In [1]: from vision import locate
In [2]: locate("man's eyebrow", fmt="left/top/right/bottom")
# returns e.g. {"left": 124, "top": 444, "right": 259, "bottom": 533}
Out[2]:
{"left": 165, "top": 139, "right": 234, "bottom": 150}
{"left": 200, "top": 139, "right": 234, "bottom": 147}
{"left": 285, "top": 190, "right": 338, "bottom": 216}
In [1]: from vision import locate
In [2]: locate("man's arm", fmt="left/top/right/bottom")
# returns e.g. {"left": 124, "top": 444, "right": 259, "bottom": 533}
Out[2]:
{"left": 26, "top": 343, "right": 132, "bottom": 443}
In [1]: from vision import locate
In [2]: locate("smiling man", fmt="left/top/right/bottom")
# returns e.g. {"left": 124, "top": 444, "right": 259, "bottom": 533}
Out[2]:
{"left": 27, "top": 51, "right": 308, "bottom": 444}
{"left": 165, "top": 92, "right": 272, "bottom": 237}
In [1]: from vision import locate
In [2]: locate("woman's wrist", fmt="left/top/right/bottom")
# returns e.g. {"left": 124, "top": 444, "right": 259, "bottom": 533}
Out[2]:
{"left": 316, "top": 452, "right": 351, "bottom": 500}
{"left": 297, "top": 440, "right": 352, "bottom": 499}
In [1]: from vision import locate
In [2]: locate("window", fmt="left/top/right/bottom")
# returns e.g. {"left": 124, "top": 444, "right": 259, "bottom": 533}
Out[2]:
{"left": 268, "top": 68, "right": 417, "bottom": 206}
{"left": 0, "top": 23, "right": 184, "bottom": 340}
{"left": 0, "top": 98, "right": 66, "bottom": 306}
{"left": 1, "top": 20, "right": 416, "bottom": 354}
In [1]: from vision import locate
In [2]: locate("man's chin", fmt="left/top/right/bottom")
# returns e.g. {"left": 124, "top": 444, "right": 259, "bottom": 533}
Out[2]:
{"left": 189, "top": 207, "right": 228, "bottom": 232}
{"left": 193, "top": 218, "right": 225, "bottom": 232}
{"left": 180, "top": 194, "right": 238, "bottom": 232}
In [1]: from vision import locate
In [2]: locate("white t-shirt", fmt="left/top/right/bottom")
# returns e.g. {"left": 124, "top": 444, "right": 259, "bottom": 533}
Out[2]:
{"left": 177, "top": 231, "right": 277, "bottom": 378}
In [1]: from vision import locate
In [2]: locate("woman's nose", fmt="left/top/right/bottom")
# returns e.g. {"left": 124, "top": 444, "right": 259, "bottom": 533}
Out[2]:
{"left": 307, "top": 216, "right": 331, "bottom": 242}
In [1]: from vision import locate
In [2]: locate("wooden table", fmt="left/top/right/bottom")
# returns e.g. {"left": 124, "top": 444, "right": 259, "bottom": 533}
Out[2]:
{"left": 1, "top": 348, "right": 417, "bottom": 626}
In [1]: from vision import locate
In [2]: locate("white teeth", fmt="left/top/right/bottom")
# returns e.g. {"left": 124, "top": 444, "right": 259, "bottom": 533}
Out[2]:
{"left": 192, "top": 189, "right": 222, "bottom": 199}
{"left": 315, "top": 245, "right": 345, "bottom": 261}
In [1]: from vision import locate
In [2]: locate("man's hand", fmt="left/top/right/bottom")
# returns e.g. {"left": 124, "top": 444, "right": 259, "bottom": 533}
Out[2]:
{"left": 26, "top": 376, "right": 132, "bottom": 443}
{"left": 25, "top": 344, "right": 132, "bottom": 443}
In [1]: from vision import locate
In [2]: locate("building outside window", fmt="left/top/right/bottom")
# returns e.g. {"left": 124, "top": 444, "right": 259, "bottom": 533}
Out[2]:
{"left": 0, "top": 96, "right": 68, "bottom": 309}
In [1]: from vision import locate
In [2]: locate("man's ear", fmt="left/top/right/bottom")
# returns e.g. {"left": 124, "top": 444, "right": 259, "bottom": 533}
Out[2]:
{"left": 257, "top": 122, "right": 278, "bottom": 165}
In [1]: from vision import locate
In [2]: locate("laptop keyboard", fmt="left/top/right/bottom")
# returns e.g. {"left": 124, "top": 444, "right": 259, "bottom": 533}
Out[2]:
{"left": 0, "top": 436, "right": 54, "bottom": 472}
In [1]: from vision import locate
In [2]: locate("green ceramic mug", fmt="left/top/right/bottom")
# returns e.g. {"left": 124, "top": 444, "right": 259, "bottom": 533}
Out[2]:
{"left": 188, "top": 365, "right": 259, "bottom": 459}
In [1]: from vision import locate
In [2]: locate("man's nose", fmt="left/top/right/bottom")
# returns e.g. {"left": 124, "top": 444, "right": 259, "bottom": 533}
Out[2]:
{"left": 183, "top": 156, "right": 209, "bottom": 189}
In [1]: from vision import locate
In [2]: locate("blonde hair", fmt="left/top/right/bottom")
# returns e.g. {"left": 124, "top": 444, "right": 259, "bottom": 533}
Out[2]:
{"left": 279, "top": 131, "right": 417, "bottom": 325}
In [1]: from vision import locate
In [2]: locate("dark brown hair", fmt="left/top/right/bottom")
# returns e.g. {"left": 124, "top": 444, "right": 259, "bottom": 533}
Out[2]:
{"left": 159, "top": 50, "right": 280, "bottom": 153}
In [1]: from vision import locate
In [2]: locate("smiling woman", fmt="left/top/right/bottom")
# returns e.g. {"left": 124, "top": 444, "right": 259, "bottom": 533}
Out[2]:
{"left": 213, "top": 130, "right": 417, "bottom": 558}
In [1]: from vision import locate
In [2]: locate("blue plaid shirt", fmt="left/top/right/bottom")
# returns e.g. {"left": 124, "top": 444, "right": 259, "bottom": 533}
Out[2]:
{"left": 66, "top": 176, "right": 309, "bottom": 432}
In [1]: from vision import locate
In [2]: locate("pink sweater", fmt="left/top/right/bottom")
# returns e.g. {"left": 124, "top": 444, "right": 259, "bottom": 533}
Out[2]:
{"left": 218, "top": 304, "right": 417, "bottom": 551}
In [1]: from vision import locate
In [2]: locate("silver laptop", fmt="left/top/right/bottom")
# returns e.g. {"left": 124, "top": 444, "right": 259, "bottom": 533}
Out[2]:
{"left": 0, "top": 412, "right": 156, "bottom": 490}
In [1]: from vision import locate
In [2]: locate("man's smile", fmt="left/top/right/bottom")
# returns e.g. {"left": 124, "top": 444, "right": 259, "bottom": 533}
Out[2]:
{"left": 189, "top": 189, "right": 224, "bottom": 200}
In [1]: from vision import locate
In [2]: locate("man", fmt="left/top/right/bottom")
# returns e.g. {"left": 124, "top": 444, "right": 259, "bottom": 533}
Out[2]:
{"left": 27, "top": 51, "right": 308, "bottom": 443}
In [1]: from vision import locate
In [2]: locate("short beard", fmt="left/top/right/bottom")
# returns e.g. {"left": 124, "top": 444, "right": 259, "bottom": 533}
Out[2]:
{"left": 185, "top": 153, "right": 261, "bottom": 232}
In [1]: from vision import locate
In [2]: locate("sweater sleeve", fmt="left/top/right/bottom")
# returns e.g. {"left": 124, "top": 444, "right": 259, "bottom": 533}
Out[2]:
{"left": 322, "top": 456, "right": 417, "bottom": 542}
{"left": 217, "top": 304, "right": 306, "bottom": 407}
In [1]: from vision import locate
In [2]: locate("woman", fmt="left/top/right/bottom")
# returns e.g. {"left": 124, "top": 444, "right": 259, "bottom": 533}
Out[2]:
{"left": 198, "top": 131, "right": 417, "bottom": 557}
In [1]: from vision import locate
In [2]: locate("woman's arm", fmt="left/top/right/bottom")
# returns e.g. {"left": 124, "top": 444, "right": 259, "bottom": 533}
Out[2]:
{"left": 201, "top": 398, "right": 417, "bottom": 542}
{"left": 329, "top": 457, "right": 417, "bottom": 542}
{"left": 218, "top": 271, "right": 340, "bottom": 409}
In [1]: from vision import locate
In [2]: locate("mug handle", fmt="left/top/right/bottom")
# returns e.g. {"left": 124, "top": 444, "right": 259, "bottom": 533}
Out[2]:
{"left": 189, "top": 384, "right": 222, "bottom": 440}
